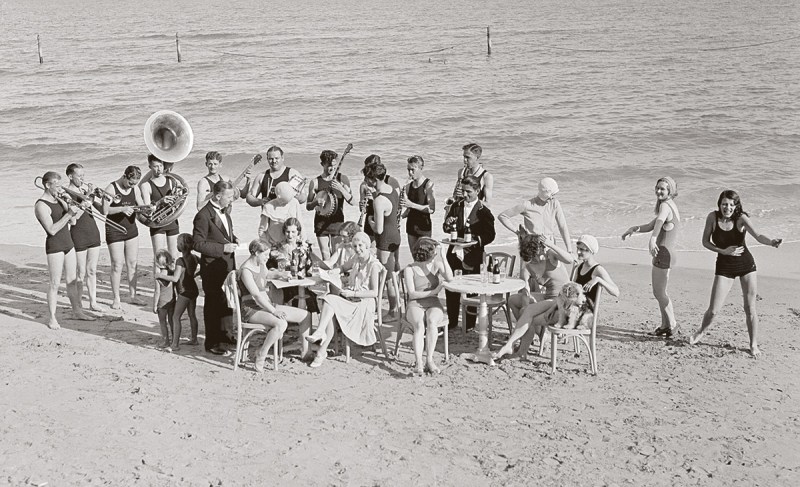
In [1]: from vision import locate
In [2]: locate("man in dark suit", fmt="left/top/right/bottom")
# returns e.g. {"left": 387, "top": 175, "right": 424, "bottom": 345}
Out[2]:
{"left": 443, "top": 175, "right": 496, "bottom": 330}
{"left": 193, "top": 180, "right": 238, "bottom": 355}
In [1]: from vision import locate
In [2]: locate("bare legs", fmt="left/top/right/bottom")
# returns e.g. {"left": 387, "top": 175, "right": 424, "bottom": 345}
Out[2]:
{"left": 493, "top": 300, "right": 556, "bottom": 360}
{"left": 250, "top": 305, "right": 311, "bottom": 371}
{"left": 406, "top": 304, "right": 444, "bottom": 374}
{"left": 691, "top": 273, "right": 761, "bottom": 358}
{"left": 307, "top": 303, "right": 338, "bottom": 367}
{"left": 45, "top": 249, "right": 93, "bottom": 329}
{"left": 652, "top": 267, "right": 676, "bottom": 331}
{"left": 75, "top": 246, "right": 100, "bottom": 310}
{"left": 317, "top": 235, "right": 333, "bottom": 261}
{"left": 377, "top": 248, "right": 399, "bottom": 314}
{"left": 151, "top": 233, "right": 178, "bottom": 262}
{"left": 171, "top": 295, "right": 199, "bottom": 349}
{"left": 108, "top": 237, "right": 140, "bottom": 309}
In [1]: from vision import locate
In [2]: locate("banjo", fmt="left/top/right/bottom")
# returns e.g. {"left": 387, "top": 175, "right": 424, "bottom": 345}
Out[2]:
{"left": 314, "top": 143, "right": 353, "bottom": 217}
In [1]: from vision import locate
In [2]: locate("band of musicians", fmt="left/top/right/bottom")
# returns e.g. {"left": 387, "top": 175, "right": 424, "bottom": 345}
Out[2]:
{"left": 36, "top": 111, "right": 780, "bottom": 372}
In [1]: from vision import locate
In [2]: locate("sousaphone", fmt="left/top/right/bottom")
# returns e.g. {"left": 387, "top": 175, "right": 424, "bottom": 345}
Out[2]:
{"left": 314, "top": 143, "right": 353, "bottom": 217}
{"left": 139, "top": 110, "right": 193, "bottom": 228}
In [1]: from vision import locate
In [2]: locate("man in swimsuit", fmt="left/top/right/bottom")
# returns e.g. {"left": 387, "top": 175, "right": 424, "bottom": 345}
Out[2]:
{"left": 445, "top": 143, "right": 494, "bottom": 214}
{"left": 196, "top": 151, "right": 252, "bottom": 211}
{"left": 247, "top": 146, "right": 307, "bottom": 238}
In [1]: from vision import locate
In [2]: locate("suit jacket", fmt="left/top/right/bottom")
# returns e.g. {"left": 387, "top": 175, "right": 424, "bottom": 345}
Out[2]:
{"left": 192, "top": 203, "right": 237, "bottom": 275}
{"left": 443, "top": 199, "right": 495, "bottom": 273}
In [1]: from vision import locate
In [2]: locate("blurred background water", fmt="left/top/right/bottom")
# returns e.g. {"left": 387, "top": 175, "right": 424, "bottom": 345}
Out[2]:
{"left": 1, "top": 0, "right": 798, "bottom": 254}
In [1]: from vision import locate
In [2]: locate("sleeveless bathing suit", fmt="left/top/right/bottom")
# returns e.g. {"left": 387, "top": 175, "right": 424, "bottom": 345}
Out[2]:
{"left": 405, "top": 178, "right": 432, "bottom": 237}
{"left": 653, "top": 202, "right": 680, "bottom": 269}
{"left": 712, "top": 219, "right": 756, "bottom": 278}
{"left": 313, "top": 174, "right": 346, "bottom": 236}
{"left": 407, "top": 264, "right": 442, "bottom": 309}
{"left": 106, "top": 182, "right": 139, "bottom": 243}
{"left": 574, "top": 262, "right": 600, "bottom": 311}
{"left": 176, "top": 255, "right": 200, "bottom": 300}
{"left": 530, "top": 256, "right": 570, "bottom": 299}
{"left": 148, "top": 177, "right": 180, "bottom": 236}
{"left": 38, "top": 199, "right": 74, "bottom": 255}
{"left": 258, "top": 167, "right": 291, "bottom": 202}
{"left": 70, "top": 201, "right": 101, "bottom": 252}
{"left": 375, "top": 189, "right": 401, "bottom": 252}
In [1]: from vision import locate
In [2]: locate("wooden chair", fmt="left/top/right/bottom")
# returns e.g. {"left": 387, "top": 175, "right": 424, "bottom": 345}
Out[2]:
{"left": 342, "top": 266, "right": 390, "bottom": 362}
{"left": 460, "top": 252, "right": 516, "bottom": 342}
{"left": 224, "top": 271, "right": 282, "bottom": 371}
{"left": 393, "top": 267, "right": 449, "bottom": 362}
{"left": 538, "top": 287, "right": 602, "bottom": 375}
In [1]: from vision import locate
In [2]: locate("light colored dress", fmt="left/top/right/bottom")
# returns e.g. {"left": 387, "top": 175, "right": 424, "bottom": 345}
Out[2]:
{"left": 319, "top": 254, "right": 382, "bottom": 346}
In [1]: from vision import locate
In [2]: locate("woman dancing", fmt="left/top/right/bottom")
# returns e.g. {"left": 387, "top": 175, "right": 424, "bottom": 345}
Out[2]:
{"left": 65, "top": 163, "right": 102, "bottom": 311}
{"left": 239, "top": 239, "right": 313, "bottom": 371}
{"left": 403, "top": 238, "right": 452, "bottom": 375}
{"left": 34, "top": 171, "right": 94, "bottom": 329}
{"left": 305, "top": 232, "right": 382, "bottom": 368}
{"left": 622, "top": 177, "right": 681, "bottom": 337}
{"left": 690, "top": 190, "right": 782, "bottom": 358}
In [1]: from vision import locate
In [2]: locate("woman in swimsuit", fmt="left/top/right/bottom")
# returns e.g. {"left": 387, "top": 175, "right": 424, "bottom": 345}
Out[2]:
{"left": 622, "top": 177, "right": 681, "bottom": 337}
{"left": 403, "top": 238, "right": 452, "bottom": 375}
{"left": 690, "top": 190, "right": 781, "bottom": 358}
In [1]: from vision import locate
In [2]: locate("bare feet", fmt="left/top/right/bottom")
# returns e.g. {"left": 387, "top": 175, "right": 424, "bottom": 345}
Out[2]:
{"left": 424, "top": 361, "right": 441, "bottom": 375}
{"left": 110, "top": 301, "right": 122, "bottom": 310}
{"left": 89, "top": 303, "right": 104, "bottom": 312}
{"left": 412, "top": 364, "right": 424, "bottom": 376}
{"left": 749, "top": 345, "right": 762, "bottom": 359}
{"left": 46, "top": 317, "right": 60, "bottom": 330}
{"left": 689, "top": 331, "right": 703, "bottom": 345}
{"left": 129, "top": 296, "right": 146, "bottom": 306}
{"left": 72, "top": 310, "right": 96, "bottom": 321}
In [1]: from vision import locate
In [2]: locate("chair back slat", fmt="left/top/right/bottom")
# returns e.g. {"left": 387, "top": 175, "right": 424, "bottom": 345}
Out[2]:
{"left": 488, "top": 251, "right": 516, "bottom": 277}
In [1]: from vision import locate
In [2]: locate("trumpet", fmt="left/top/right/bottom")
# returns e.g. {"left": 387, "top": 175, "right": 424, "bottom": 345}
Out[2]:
{"left": 34, "top": 177, "right": 127, "bottom": 235}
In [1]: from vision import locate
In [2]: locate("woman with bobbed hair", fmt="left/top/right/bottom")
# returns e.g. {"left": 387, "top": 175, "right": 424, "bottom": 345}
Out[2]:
{"left": 690, "top": 190, "right": 782, "bottom": 358}
{"left": 305, "top": 232, "right": 382, "bottom": 368}
{"left": 238, "top": 239, "right": 312, "bottom": 371}
{"left": 403, "top": 237, "right": 453, "bottom": 375}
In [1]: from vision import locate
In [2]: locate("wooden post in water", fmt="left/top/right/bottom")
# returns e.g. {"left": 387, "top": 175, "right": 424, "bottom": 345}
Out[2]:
{"left": 175, "top": 32, "right": 182, "bottom": 63}
{"left": 486, "top": 26, "right": 492, "bottom": 56}
{"left": 37, "top": 34, "right": 43, "bottom": 64}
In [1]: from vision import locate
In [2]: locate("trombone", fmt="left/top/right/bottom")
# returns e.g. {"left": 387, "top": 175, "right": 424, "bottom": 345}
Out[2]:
{"left": 62, "top": 184, "right": 121, "bottom": 204}
{"left": 34, "top": 177, "right": 127, "bottom": 235}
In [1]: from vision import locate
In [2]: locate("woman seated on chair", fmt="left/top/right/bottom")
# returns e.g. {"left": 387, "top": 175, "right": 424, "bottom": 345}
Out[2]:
{"left": 508, "top": 226, "right": 573, "bottom": 319}
{"left": 266, "top": 217, "right": 320, "bottom": 313}
{"left": 573, "top": 234, "right": 619, "bottom": 311}
{"left": 404, "top": 237, "right": 453, "bottom": 375}
{"left": 239, "top": 239, "right": 312, "bottom": 372}
{"left": 320, "top": 221, "right": 359, "bottom": 270}
{"left": 305, "top": 232, "right": 382, "bottom": 368}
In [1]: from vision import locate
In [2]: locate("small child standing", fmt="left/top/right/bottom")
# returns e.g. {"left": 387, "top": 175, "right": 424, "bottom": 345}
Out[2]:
{"left": 153, "top": 249, "right": 176, "bottom": 350}
{"left": 172, "top": 233, "right": 200, "bottom": 349}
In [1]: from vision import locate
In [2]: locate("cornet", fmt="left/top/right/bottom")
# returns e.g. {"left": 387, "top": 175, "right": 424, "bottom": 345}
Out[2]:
{"left": 34, "top": 177, "right": 128, "bottom": 235}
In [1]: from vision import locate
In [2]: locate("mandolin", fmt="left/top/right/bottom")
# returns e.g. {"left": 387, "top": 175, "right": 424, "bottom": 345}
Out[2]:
{"left": 314, "top": 143, "right": 353, "bottom": 217}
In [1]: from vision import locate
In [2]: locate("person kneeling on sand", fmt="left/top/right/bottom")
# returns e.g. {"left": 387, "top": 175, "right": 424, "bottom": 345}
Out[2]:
{"left": 305, "top": 232, "right": 382, "bottom": 368}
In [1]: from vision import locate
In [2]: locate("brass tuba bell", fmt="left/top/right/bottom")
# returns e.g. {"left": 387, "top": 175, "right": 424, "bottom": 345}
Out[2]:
{"left": 143, "top": 110, "right": 194, "bottom": 163}
{"left": 140, "top": 110, "right": 193, "bottom": 228}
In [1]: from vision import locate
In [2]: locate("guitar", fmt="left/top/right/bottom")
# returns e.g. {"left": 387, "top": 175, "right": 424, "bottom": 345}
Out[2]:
{"left": 233, "top": 153, "right": 263, "bottom": 188}
{"left": 314, "top": 143, "right": 353, "bottom": 217}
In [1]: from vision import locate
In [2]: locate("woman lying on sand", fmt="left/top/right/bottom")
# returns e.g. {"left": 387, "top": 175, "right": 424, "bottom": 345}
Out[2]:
{"left": 690, "top": 190, "right": 782, "bottom": 358}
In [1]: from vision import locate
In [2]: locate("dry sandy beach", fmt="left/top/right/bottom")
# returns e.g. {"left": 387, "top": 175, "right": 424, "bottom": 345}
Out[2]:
{"left": 1, "top": 242, "right": 799, "bottom": 486}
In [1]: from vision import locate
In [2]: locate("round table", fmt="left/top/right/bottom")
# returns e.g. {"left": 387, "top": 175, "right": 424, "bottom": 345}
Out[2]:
{"left": 443, "top": 275, "right": 525, "bottom": 365}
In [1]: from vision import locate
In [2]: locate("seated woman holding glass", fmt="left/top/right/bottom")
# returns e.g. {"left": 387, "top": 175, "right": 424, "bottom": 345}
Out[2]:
{"left": 507, "top": 226, "right": 573, "bottom": 319}
{"left": 404, "top": 238, "right": 453, "bottom": 375}
{"left": 305, "top": 232, "right": 382, "bottom": 368}
{"left": 265, "top": 217, "right": 320, "bottom": 313}
{"left": 238, "top": 239, "right": 313, "bottom": 371}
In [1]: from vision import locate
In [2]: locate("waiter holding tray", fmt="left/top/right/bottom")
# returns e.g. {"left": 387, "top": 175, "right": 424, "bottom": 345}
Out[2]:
{"left": 442, "top": 175, "right": 495, "bottom": 331}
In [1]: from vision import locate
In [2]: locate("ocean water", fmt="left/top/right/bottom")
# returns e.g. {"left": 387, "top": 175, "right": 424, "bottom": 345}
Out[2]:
{"left": 1, "top": 0, "right": 798, "bottom": 255}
